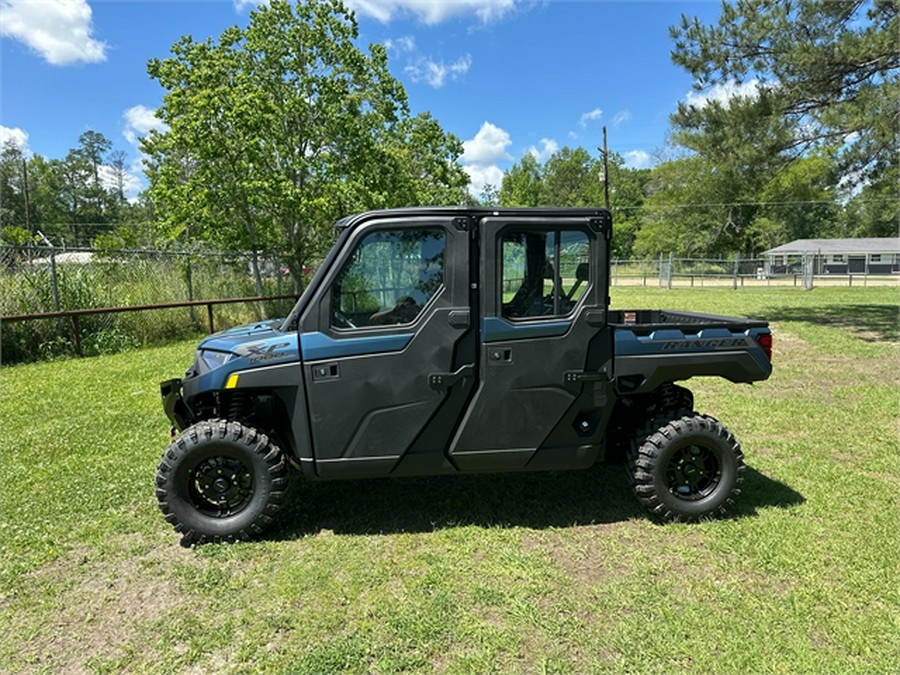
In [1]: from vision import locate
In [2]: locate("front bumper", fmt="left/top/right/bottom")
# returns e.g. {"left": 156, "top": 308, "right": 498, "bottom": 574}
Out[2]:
{"left": 160, "top": 378, "right": 192, "bottom": 433}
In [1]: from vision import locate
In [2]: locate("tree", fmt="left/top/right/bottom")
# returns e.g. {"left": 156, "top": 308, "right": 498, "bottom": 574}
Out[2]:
{"left": 838, "top": 166, "right": 900, "bottom": 238}
{"left": 671, "top": 0, "right": 899, "bottom": 187}
{"left": 0, "top": 141, "right": 30, "bottom": 233}
{"left": 499, "top": 153, "right": 542, "bottom": 207}
{"left": 604, "top": 154, "right": 652, "bottom": 258}
{"left": 497, "top": 148, "right": 649, "bottom": 257}
{"left": 541, "top": 147, "right": 604, "bottom": 207}
{"left": 73, "top": 131, "right": 112, "bottom": 199}
{"left": 28, "top": 156, "right": 76, "bottom": 245}
{"left": 365, "top": 112, "right": 469, "bottom": 208}
{"left": 106, "top": 150, "right": 129, "bottom": 205}
{"left": 752, "top": 154, "right": 839, "bottom": 247}
{"left": 634, "top": 156, "right": 747, "bottom": 257}
{"left": 145, "top": 0, "right": 464, "bottom": 293}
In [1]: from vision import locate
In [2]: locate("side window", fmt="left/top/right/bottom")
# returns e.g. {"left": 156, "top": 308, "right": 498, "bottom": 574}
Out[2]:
{"left": 331, "top": 228, "right": 445, "bottom": 329}
{"left": 501, "top": 229, "right": 590, "bottom": 319}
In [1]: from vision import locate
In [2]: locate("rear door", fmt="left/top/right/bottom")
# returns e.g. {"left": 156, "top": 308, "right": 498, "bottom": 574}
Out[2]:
{"left": 449, "top": 213, "right": 614, "bottom": 471}
{"left": 298, "top": 213, "right": 476, "bottom": 478}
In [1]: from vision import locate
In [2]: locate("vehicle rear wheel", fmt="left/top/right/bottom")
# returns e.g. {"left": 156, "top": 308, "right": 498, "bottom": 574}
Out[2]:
{"left": 156, "top": 420, "right": 287, "bottom": 545}
{"left": 628, "top": 412, "right": 744, "bottom": 522}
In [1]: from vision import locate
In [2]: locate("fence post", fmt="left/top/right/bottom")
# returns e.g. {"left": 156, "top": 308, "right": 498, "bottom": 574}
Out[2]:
{"left": 668, "top": 252, "right": 674, "bottom": 289}
{"left": 802, "top": 254, "right": 814, "bottom": 290}
{"left": 207, "top": 303, "right": 215, "bottom": 334}
{"left": 48, "top": 248, "right": 65, "bottom": 337}
{"left": 70, "top": 314, "right": 82, "bottom": 356}
{"left": 49, "top": 250, "right": 61, "bottom": 313}
{"left": 185, "top": 257, "right": 197, "bottom": 326}
{"left": 732, "top": 252, "right": 740, "bottom": 291}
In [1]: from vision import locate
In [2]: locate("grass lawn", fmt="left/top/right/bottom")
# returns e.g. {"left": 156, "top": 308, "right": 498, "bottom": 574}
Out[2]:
{"left": 1, "top": 286, "right": 898, "bottom": 673}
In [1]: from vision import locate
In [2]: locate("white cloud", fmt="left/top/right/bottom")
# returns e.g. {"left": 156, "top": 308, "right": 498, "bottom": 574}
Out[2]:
{"left": 579, "top": 108, "right": 603, "bottom": 128}
{"left": 462, "top": 122, "right": 512, "bottom": 165}
{"left": 0, "top": 125, "right": 30, "bottom": 155}
{"left": 623, "top": 150, "right": 652, "bottom": 170}
{"left": 346, "top": 0, "right": 517, "bottom": 25}
{"left": 463, "top": 163, "right": 504, "bottom": 197}
{"left": 461, "top": 121, "right": 512, "bottom": 196}
{"left": 120, "top": 106, "right": 167, "bottom": 200}
{"left": 526, "top": 138, "right": 558, "bottom": 162}
{"left": 0, "top": 0, "right": 106, "bottom": 65}
{"left": 123, "top": 105, "right": 168, "bottom": 146}
{"left": 405, "top": 54, "right": 472, "bottom": 88}
{"left": 684, "top": 79, "right": 764, "bottom": 109}
{"left": 384, "top": 35, "right": 416, "bottom": 54}
{"left": 612, "top": 110, "right": 632, "bottom": 128}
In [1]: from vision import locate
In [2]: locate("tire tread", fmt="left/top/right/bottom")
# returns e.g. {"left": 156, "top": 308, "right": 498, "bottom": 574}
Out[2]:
{"left": 155, "top": 419, "right": 288, "bottom": 546}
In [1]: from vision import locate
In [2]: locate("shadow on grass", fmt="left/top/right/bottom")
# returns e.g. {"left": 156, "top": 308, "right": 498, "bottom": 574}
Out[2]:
{"left": 269, "top": 462, "right": 804, "bottom": 540}
{"left": 768, "top": 304, "right": 899, "bottom": 342}
{"left": 730, "top": 466, "right": 806, "bottom": 520}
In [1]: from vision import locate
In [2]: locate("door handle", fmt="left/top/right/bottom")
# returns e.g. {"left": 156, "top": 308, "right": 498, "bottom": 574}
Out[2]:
{"left": 585, "top": 310, "right": 606, "bottom": 326}
{"left": 428, "top": 364, "right": 474, "bottom": 390}
{"left": 448, "top": 310, "right": 470, "bottom": 328}
{"left": 312, "top": 362, "right": 340, "bottom": 381}
{"left": 487, "top": 347, "right": 512, "bottom": 363}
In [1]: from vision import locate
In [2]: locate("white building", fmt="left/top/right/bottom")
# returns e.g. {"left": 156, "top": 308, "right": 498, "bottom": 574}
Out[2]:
{"left": 762, "top": 238, "right": 900, "bottom": 275}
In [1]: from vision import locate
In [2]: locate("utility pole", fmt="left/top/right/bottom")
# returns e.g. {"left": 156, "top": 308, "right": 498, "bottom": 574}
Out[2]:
{"left": 21, "top": 157, "right": 31, "bottom": 235}
{"left": 599, "top": 126, "right": 610, "bottom": 209}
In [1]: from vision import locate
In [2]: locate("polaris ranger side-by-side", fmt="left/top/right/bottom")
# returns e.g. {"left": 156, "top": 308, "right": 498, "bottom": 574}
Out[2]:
{"left": 157, "top": 208, "right": 773, "bottom": 544}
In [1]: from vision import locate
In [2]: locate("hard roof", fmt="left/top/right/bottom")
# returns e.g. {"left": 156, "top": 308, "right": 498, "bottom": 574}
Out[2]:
{"left": 763, "top": 238, "right": 900, "bottom": 255}
{"left": 335, "top": 206, "right": 610, "bottom": 229}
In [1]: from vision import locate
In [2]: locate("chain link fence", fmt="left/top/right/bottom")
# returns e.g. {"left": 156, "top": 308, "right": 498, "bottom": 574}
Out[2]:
{"left": 613, "top": 255, "right": 898, "bottom": 290}
{"left": 0, "top": 245, "right": 298, "bottom": 363}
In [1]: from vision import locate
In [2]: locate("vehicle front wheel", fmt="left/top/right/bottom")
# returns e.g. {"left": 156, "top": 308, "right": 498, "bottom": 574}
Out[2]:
{"left": 155, "top": 420, "right": 288, "bottom": 545}
{"left": 628, "top": 412, "right": 744, "bottom": 522}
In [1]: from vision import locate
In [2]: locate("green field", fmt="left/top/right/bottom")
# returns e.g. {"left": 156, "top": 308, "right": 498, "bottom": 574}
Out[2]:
{"left": 1, "top": 286, "right": 898, "bottom": 673}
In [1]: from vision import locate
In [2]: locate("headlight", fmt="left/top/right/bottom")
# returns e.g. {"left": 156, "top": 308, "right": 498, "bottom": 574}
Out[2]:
{"left": 198, "top": 349, "right": 234, "bottom": 371}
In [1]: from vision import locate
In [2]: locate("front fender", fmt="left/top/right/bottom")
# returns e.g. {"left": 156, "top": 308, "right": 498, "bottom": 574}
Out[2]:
{"left": 160, "top": 379, "right": 192, "bottom": 432}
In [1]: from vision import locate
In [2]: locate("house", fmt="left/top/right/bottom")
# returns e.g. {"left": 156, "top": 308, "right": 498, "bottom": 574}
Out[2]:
{"left": 762, "top": 238, "right": 900, "bottom": 275}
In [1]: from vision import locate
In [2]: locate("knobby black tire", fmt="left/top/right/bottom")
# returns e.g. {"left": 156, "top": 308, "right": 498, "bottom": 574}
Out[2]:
{"left": 156, "top": 419, "right": 288, "bottom": 545}
{"left": 627, "top": 411, "right": 744, "bottom": 522}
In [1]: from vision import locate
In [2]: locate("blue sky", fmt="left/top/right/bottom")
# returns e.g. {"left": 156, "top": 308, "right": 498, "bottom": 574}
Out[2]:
{"left": 0, "top": 0, "right": 726, "bottom": 198}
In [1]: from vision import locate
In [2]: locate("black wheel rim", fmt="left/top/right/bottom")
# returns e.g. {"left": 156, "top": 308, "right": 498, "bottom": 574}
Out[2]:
{"left": 188, "top": 456, "right": 254, "bottom": 517}
{"left": 664, "top": 442, "right": 721, "bottom": 500}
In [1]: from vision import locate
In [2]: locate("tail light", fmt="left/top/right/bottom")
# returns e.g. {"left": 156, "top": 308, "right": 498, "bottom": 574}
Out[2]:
{"left": 755, "top": 333, "right": 773, "bottom": 361}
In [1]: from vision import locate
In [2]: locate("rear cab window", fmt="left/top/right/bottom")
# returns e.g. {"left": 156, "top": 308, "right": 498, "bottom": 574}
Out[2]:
{"left": 501, "top": 228, "right": 590, "bottom": 320}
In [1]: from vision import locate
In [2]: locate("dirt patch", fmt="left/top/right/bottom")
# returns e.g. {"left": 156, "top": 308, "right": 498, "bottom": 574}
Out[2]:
{"left": 520, "top": 521, "right": 696, "bottom": 585}
{"left": 11, "top": 534, "right": 195, "bottom": 673}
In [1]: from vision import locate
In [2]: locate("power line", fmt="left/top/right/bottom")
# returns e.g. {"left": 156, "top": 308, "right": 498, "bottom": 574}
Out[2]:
{"left": 612, "top": 197, "right": 900, "bottom": 211}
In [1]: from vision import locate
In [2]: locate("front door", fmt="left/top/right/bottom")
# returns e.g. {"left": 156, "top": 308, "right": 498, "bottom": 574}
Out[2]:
{"left": 299, "top": 214, "right": 475, "bottom": 478}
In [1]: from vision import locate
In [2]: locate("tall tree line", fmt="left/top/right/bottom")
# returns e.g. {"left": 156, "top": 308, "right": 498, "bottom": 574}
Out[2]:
{"left": 3, "top": 0, "right": 894, "bottom": 262}
{"left": 481, "top": 0, "right": 897, "bottom": 258}
{"left": 0, "top": 131, "right": 148, "bottom": 247}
